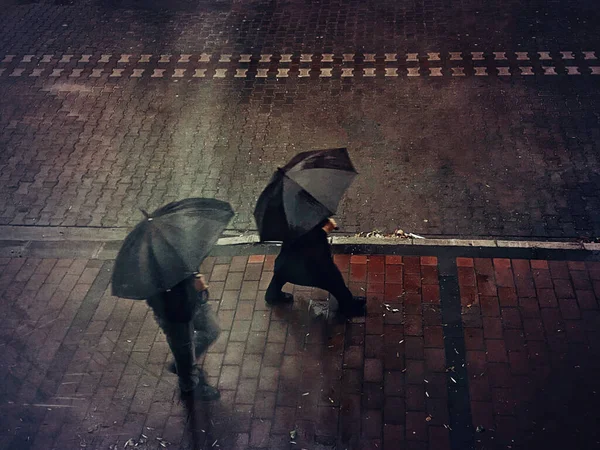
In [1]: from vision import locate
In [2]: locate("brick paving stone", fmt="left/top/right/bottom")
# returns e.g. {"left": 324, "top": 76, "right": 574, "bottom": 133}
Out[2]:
{"left": 459, "top": 258, "right": 600, "bottom": 450}
{"left": 3, "top": 254, "right": 599, "bottom": 449}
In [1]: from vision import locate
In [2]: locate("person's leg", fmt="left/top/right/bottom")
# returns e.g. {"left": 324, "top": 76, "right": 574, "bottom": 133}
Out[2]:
{"left": 315, "top": 261, "right": 366, "bottom": 316}
{"left": 158, "top": 317, "right": 199, "bottom": 392}
{"left": 265, "top": 270, "right": 293, "bottom": 305}
{"left": 193, "top": 302, "right": 220, "bottom": 355}
{"left": 156, "top": 312, "right": 219, "bottom": 400}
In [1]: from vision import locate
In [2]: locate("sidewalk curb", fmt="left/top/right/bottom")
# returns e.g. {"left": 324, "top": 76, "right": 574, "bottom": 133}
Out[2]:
{"left": 0, "top": 225, "right": 598, "bottom": 249}
{"left": 0, "top": 226, "right": 599, "bottom": 260}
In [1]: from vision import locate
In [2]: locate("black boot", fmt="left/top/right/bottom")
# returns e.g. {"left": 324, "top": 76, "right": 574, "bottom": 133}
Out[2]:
{"left": 338, "top": 296, "right": 367, "bottom": 317}
{"left": 265, "top": 292, "right": 294, "bottom": 306}
{"left": 191, "top": 382, "right": 221, "bottom": 401}
{"left": 180, "top": 367, "right": 220, "bottom": 401}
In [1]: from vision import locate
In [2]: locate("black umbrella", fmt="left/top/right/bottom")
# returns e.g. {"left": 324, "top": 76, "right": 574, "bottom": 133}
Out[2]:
{"left": 254, "top": 148, "right": 357, "bottom": 242}
{"left": 112, "top": 198, "right": 234, "bottom": 300}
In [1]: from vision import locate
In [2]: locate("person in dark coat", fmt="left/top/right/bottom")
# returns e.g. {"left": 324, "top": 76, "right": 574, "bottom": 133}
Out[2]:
{"left": 265, "top": 218, "right": 366, "bottom": 316}
{"left": 147, "top": 273, "right": 220, "bottom": 400}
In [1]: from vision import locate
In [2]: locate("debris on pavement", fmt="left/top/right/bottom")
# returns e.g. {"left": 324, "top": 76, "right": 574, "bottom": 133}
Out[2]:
{"left": 353, "top": 228, "right": 426, "bottom": 239}
{"left": 383, "top": 303, "right": 401, "bottom": 313}
{"left": 156, "top": 437, "right": 170, "bottom": 448}
{"left": 123, "top": 434, "right": 149, "bottom": 448}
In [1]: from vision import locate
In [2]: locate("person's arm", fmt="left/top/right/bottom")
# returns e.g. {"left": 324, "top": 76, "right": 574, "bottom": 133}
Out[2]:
{"left": 194, "top": 274, "right": 209, "bottom": 304}
{"left": 322, "top": 218, "right": 338, "bottom": 233}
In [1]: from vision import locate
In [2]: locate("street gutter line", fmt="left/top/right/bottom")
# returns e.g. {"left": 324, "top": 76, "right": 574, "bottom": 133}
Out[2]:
{"left": 0, "top": 226, "right": 598, "bottom": 251}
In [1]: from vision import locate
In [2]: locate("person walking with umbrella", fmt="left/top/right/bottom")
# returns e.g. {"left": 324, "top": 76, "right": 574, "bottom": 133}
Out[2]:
{"left": 254, "top": 148, "right": 366, "bottom": 317}
{"left": 112, "top": 198, "right": 234, "bottom": 400}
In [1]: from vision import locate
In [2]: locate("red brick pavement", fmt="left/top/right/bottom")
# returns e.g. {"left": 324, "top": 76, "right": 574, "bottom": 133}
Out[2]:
{"left": 458, "top": 257, "right": 600, "bottom": 450}
{"left": 1, "top": 254, "right": 599, "bottom": 449}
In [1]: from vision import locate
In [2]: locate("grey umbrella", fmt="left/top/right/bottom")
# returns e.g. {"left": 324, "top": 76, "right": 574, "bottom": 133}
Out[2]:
{"left": 254, "top": 148, "right": 358, "bottom": 242}
{"left": 112, "top": 198, "right": 234, "bottom": 300}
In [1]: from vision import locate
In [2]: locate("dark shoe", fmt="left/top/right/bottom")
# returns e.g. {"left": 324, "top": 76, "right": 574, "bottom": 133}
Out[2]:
{"left": 339, "top": 297, "right": 367, "bottom": 317}
{"left": 182, "top": 383, "right": 221, "bottom": 402}
{"left": 266, "top": 292, "right": 294, "bottom": 306}
{"left": 181, "top": 381, "right": 221, "bottom": 401}
{"left": 179, "top": 366, "right": 221, "bottom": 401}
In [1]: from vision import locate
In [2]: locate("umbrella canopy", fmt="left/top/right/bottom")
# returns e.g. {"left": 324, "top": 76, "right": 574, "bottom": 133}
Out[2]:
{"left": 112, "top": 198, "right": 234, "bottom": 300}
{"left": 254, "top": 148, "right": 357, "bottom": 242}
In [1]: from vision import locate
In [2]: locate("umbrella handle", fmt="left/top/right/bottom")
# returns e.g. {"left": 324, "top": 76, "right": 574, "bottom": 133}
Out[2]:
{"left": 140, "top": 209, "right": 150, "bottom": 219}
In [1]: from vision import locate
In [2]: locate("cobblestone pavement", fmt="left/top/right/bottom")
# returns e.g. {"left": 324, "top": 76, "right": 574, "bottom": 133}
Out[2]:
{"left": 1, "top": 0, "right": 600, "bottom": 239}
{"left": 1, "top": 249, "right": 599, "bottom": 450}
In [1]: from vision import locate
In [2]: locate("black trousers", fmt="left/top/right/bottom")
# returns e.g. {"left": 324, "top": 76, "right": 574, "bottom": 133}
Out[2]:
{"left": 150, "top": 295, "right": 220, "bottom": 392}
{"left": 266, "top": 255, "right": 353, "bottom": 305}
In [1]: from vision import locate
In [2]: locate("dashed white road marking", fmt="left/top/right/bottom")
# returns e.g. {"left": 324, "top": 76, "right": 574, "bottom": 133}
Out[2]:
{"left": 173, "top": 68, "right": 187, "bottom": 78}
{"left": 214, "top": 68, "right": 228, "bottom": 78}
{"left": 1, "top": 51, "right": 599, "bottom": 80}
{"left": 520, "top": 67, "right": 534, "bottom": 75}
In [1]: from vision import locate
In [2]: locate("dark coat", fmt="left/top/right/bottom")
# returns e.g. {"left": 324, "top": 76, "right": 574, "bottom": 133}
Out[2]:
{"left": 147, "top": 277, "right": 208, "bottom": 323}
{"left": 274, "top": 227, "right": 336, "bottom": 288}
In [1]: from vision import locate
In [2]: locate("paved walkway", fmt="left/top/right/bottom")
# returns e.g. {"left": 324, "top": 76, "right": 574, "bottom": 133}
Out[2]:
{"left": 2, "top": 0, "right": 600, "bottom": 239}
{"left": 1, "top": 245, "right": 599, "bottom": 449}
